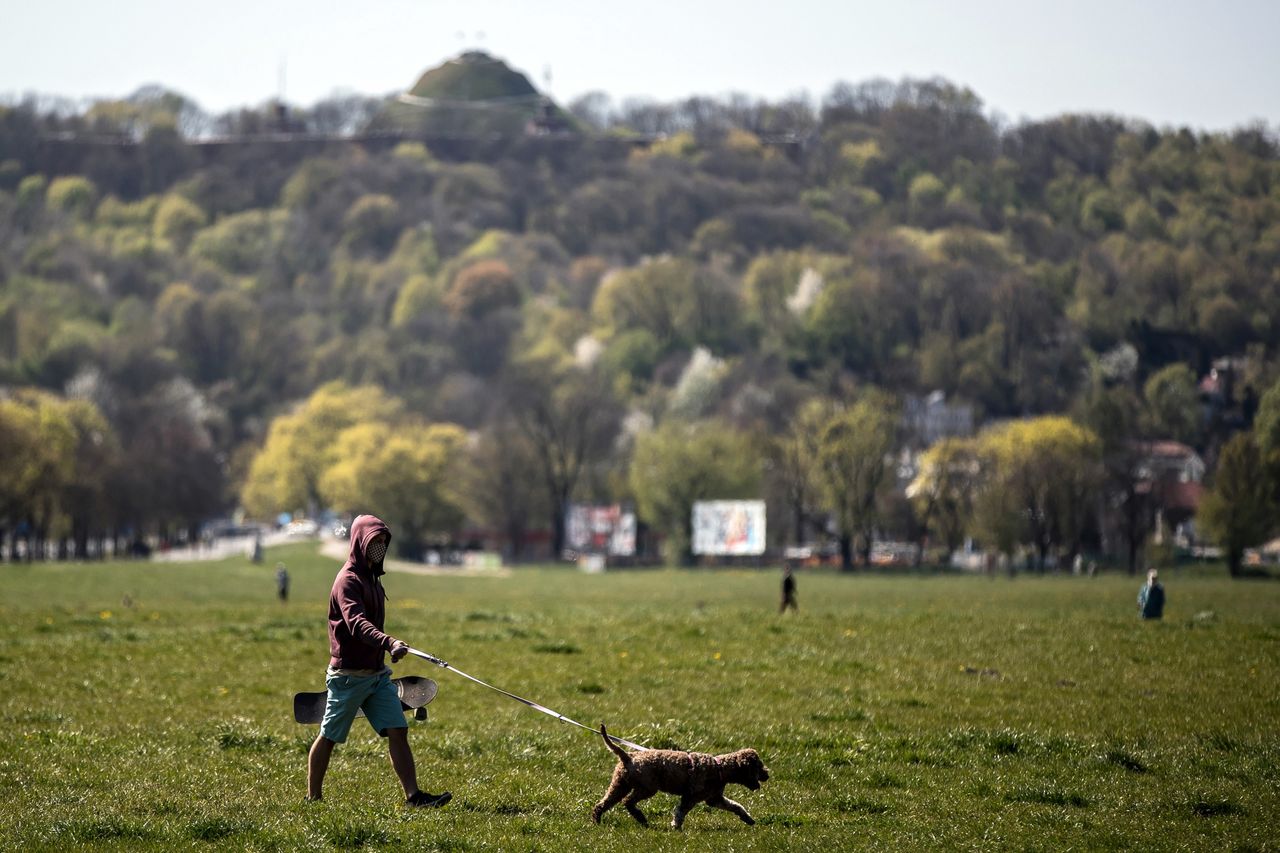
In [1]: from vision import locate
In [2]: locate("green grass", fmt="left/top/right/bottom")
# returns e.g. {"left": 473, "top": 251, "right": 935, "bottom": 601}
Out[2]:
{"left": 0, "top": 543, "right": 1277, "bottom": 851}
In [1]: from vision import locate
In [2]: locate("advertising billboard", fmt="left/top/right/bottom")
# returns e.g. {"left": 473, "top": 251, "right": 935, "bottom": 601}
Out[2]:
{"left": 565, "top": 504, "right": 636, "bottom": 556}
{"left": 692, "top": 500, "right": 766, "bottom": 556}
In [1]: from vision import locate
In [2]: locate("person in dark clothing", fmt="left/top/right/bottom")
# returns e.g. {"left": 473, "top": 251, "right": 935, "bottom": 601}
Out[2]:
{"left": 1138, "top": 568, "right": 1165, "bottom": 619}
{"left": 306, "top": 514, "right": 450, "bottom": 808}
{"left": 275, "top": 562, "right": 289, "bottom": 603}
{"left": 780, "top": 566, "right": 798, "bottom": 613}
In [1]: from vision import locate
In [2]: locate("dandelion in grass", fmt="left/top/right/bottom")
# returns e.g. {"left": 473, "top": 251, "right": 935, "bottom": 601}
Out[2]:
{"left": 100, "top": 610, "right": 112, "bottom": 619}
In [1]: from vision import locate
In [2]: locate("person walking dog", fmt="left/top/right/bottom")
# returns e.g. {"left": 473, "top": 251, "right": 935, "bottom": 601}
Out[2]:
{"left": 306, "top": 514, "right": 451, "bottom": 808}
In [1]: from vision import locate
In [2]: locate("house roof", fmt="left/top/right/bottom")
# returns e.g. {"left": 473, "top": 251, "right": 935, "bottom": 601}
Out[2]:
{"left": 1135, "top": 440, "right": 1200, "bottom": 460}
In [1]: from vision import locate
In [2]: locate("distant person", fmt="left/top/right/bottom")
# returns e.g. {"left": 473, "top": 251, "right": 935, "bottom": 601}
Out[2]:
{"left": 1138, "top": 568, "right": 1165, "bottom": 620}
{"left": 251, "top": 533, "right": 264, "bottom": 564}
{"left": 306, "top": 514, "right": 451, "bottom": 808}
{"left": 780, "top": 566, "right": 798, "bottom": 613}
{"left": 276, "top": 563, "right": 290, "bottom": 603}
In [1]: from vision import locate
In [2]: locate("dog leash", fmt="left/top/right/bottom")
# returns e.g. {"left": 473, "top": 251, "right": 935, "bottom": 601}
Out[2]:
{"left": 406, "top": 647, "right": 650, "bottom": 751}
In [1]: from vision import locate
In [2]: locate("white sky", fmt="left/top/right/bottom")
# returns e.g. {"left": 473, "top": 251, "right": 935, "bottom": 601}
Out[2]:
{"left": 3, "top": 0, "right": 1277, "bottom": 130}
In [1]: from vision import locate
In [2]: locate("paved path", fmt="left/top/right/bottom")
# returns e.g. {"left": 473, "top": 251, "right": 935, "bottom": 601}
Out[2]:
{"left": 152, "top": 535, "right": 509, "bottom": 577}
{"left": 318, "top": 539, "right": 510, "bottom": 577}
{"left": 152, "top": 531, "right": 295, "bottom": 562}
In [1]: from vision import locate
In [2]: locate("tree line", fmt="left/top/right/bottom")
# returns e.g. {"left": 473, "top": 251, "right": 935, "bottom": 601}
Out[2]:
{"left": 0, "top": 75, "right": 1277, "bottom": 569}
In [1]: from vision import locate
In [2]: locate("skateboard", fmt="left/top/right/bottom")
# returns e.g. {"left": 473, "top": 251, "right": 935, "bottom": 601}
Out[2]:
{"left": 293, "top": 675, "right": 437, "bottom": 724}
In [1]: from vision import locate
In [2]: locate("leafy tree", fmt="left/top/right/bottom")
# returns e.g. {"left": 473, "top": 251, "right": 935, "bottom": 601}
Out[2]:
{"left": 391, "top": 273, "right": 444, "bottom": 330}
{"left": 813, "top": 395, "right": 898, "bottom": 570}
{"left": 1123, "top": 199, "right": 1164, "bottom": 240}
{"left": 1198, "top": 433, "right": 1273, "bottom": 577}
{"left": 506, "top": 359, "right": 622, "bottom": 558}
{"left": 835, "top": 139, "right": 885, "bottom": 185}
{"left": 742, "top": 251, "right": 842, "bottom": 356}
{"left": 1075, "top": 382, "right": 1151, "bottom": 574}
{"left": 768, "top": 397, "right": 828, "bottom": 547}
{"left": 189, "top": 209, "right": 286, "bottom": 276}
{"left": 154, "top": 282, "right": 252, "bottom": 383}
{"left": 0, "top": 389, "right": 120, "bottom": 559}
{"left": 599, "top": 329, "right": 661, "bottom": 394}
{"left": 321, "top": 420, "right": 467, "bottom": 557}
{"left": 907, "top": 172, "right": 946, "bottom": 223}
{"left": 807, "top": 252, "right": 922, "bottom": 385}
{"left": 241, "top": 383, "right": 402, "bottom": 518}
{"left": 629, "top": 419, "right": 761, "bottom": 565}
{"left": 907, "top": 437, "right": 980, "bottom": 561}
{"left": 113, "top": 379, "right": 228, "bottom": 543}
{"left": 0, "top": 391, "right": 63, "bottom": 557}
{"left": 1142, "top": 363, "right": 1201, "bottom": 445}
{"left": 1080, "top": 188, "right": 1123, "bottom": 235}
{"left": 279, "top": 157, "right": 345, "bottom": 211}
{"left": 1198, "top": 295, "right": 1251, "bottom": 352}
{"left": 341, "top": 193, "right": 401, "bottom": 255}
{"left": 972, "top": 416, "right": 1102, "bottom": 569}
{"left": 15, "top": 173, "right": 47, "bottom": 217}
{"left": 96, "top": 194, "right": 159, "bottom": 228}
{"left": 59, "top": 396, "right": 120, "bottom": 558}
{"left": 463, "top": 417, "right": 549, "bottom": 561}
{"left": 153, "top": 193, "right": 206, "bottom": 250}
{"left": 592, "top": 257, "right": 742, "bottom": 355}
{"left": 444, "top": 259, "right": 521, "bottom": 319}
{"left": 46, "top": 175, "right": 97, "bottom": 219}
{"left": 1252, "top": 379, "right": 1280, "bottom": 503}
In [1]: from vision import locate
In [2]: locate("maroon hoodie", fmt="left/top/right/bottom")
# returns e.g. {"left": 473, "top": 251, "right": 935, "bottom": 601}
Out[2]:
{"left": 328, "top": 514, "right": 398, "bottom": 670}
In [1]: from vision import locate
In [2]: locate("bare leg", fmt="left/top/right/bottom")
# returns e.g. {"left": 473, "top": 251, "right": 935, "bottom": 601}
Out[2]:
{"left": 386, "top": 727, "right": 419, "bottom": 798}
{"left": 307, "top": 735, "right": 336, "bottom": 800}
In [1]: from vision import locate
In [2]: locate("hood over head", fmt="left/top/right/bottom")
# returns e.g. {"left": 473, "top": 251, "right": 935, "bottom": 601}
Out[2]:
{"left": 346, "top": 514, "right": 392, "bottom": 577}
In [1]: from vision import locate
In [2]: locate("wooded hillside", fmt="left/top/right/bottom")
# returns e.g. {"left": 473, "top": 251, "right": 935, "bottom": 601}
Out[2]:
{"left": 2, "top": 64, "right": 1277, "bottom": 566}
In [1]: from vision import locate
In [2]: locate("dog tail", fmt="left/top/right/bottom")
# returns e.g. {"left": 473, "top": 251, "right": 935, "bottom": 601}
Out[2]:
{"left": 600, "top": 724, "right": 631, "bottom": 765}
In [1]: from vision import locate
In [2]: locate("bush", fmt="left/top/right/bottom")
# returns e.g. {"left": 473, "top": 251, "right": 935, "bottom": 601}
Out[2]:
{"left": 46, "top": 175, "right": 97, "bottom": 219}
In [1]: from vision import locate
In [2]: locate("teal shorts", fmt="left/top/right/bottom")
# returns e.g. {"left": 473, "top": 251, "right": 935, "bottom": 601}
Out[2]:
{"left": 319, "top": 668, "right": 407, "bottom": 743}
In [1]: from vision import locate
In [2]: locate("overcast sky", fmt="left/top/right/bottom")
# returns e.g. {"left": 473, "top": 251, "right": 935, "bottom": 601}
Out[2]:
{"left": 4, "top": 0, "right": 1277, "bottom": 130}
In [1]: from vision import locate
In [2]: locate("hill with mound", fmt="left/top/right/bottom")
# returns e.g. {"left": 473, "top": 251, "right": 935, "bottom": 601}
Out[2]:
{"left": 373, "top": 50, "right": 575, "bottom": 136}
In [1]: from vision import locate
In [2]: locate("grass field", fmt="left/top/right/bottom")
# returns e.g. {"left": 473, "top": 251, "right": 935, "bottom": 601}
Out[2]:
{"left": 0, "top": 544, "right": 1276, "bottom": 851}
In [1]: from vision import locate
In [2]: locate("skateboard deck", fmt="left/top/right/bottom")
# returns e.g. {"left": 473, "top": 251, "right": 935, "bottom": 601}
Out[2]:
{"left": 293, "top": 675, "right": 437, "bottom": 724}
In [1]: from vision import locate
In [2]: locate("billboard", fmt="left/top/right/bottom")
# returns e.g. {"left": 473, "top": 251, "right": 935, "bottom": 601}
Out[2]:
{"left": 565, "top": 504, "right": 636, "bottom": 556}
{"left": 692, "top": 500, "right": 766, "bottom": 556}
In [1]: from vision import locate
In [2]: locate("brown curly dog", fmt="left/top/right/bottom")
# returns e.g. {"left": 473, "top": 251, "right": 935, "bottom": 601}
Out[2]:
{"left": 591, "top": 725, "right": 770, "bottom": 829}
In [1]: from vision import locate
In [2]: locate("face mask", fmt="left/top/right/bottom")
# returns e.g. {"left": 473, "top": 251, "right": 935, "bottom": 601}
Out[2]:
{"left": 366, "top": 539, "right": 387, "bottom": 565}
